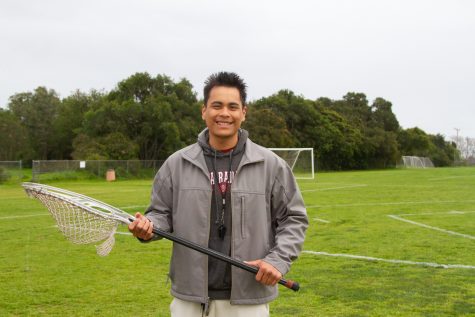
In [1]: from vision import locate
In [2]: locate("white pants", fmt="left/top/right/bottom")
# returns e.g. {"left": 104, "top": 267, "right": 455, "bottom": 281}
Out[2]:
{"left": 170, "top": 297, "right": 270, "bottom": 317}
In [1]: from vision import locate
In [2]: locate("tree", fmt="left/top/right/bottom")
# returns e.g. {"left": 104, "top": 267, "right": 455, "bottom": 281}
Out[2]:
{"left": 101, "top": 132, "right": 139, "bottom": 160}
{"left": 364, "top": 128, "right": 399, "bottom": 168}
{"left": 251, "top": 91, "right": 365, "bottom": 170}
{"left": 398, "top": 127, "right": 431, "bottom": 157}
{"left": 397, "top": 128, "right": 456, "bottom": 166}
{"left": 428, "top": 134, "right": 454, "bottom": 166}
{"left": 8, "top": 87, "right": 61, "bottom": 159}
{"left": 331, "top": 92, "right": 372, "bottom": 129}
{"left": 71, "top": 133, "right": 107, "bottom": 160}
{"left": 0, "top": 109, "right": 32, "bottom": 160}
{"left": 53, "top": 90, "right": 101, "bottom": 159}
{"left": 370, "top": 98, "right": 399, "bottom": 132}
{"left": 312, "top": 103, "right": 365, "bottom": 170}
{"left": 463, "top": 137, "right": 475, "bottom": 160}
{"left": 75, "top": 72, "right": 201, "bottom": 160}
{"left": 71, "top": 132, "right": 139, "bottom": 160}
{"left": 242, "top": 108, "right": 294, "bottom": 147}
{"left": 108, "top": 72, "right": 156, "bottom": 104}
{"left": 3, "top": 71, "right": 452, "bottom": 170}
{"left": 451, "top": 134, "right": 475, "bottom": 160}
{"left": 251, "top": 90, "right": 320, "bottom": 145}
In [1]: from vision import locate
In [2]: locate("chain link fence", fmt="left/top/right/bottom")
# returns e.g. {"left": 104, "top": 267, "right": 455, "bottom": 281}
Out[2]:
{"left": 32, "top": 160, "right": 164, "bottom": 182}
{"left": 0, "top": 161, "right": 23, "bottom": 183}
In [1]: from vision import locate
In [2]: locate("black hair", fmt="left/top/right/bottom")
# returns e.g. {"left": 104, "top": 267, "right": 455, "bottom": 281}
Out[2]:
{"left": 203, "top": 72, "right": 247, "bottom": 106}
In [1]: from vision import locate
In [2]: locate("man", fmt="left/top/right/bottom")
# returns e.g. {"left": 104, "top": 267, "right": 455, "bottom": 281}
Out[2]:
{"left": 129, "top": 72, "right": 308, "bottom": 316}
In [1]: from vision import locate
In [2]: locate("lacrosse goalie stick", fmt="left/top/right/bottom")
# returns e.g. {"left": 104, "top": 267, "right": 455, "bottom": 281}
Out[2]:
{"left": 22, "top": 182, "right": 300, "bottom": 291}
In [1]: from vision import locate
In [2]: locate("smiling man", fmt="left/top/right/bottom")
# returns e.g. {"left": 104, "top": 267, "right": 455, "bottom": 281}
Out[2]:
{"left": 129, "top": 72, "right": 308, "bottom": 317}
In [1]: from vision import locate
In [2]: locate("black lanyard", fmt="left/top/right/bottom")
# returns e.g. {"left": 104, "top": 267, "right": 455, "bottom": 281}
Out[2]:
{"left": 212, "top": 150, "right": 233, "bottom": 239}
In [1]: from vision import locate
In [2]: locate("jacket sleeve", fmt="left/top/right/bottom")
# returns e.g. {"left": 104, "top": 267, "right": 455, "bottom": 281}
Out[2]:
{"left": 263, "top": 160, "right": 308, "bottom": 275}
{"left": 143, "top": 160, "right": 174, "bottom": 241}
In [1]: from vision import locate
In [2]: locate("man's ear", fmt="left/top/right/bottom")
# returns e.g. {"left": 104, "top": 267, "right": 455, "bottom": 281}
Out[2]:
{"left": 242, "top": 106, "right": 247, "bottom": 121}
{"left": 201, "top": 104, "right": 207, "bottom": 120}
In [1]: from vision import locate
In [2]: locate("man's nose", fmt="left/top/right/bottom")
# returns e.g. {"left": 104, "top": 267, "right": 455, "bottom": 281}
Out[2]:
{"left": 218, "top": 106, "right": 231, "bottom": 117}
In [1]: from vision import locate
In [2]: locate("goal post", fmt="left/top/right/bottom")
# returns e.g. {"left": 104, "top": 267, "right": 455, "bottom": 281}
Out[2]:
{"left": 268, "top": 148, "right": 315, "bottom": 179}
{"left": 401, "top": 156, "right": 434, "bottom": 168}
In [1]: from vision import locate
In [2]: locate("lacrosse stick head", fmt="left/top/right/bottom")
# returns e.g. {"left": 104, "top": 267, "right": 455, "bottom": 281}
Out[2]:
{"left": 22, "top": 182, "right": 131, "bottom": 256}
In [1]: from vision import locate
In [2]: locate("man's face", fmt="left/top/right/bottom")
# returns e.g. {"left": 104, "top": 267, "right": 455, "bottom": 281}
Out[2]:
{"left": 202, "top": 86, "right": 247, "bottom": 149}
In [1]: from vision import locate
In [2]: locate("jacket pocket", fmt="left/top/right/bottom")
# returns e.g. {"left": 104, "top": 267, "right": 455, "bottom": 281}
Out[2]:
{"left": 241, "top": 196, "right": 246, "bottom": 239}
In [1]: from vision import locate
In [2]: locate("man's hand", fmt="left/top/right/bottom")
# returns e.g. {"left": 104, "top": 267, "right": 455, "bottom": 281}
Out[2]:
{"left": 128, "top": 212, "right": 154, "bottom": 241}
{"left": 245, "top": 259, "right": 282, "bottom": 286}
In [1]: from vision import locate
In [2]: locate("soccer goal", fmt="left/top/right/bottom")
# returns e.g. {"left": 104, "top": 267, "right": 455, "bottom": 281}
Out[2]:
{"left": 401, "top": 156, "right": 434, "bottom": 168}
{"left": 268, "top": 148, "right": 315, "bottom": 179}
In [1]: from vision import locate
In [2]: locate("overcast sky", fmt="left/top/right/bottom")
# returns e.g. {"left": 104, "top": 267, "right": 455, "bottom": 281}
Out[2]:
{"left": 1, "top": 0, "right": 474, "bottom": 139}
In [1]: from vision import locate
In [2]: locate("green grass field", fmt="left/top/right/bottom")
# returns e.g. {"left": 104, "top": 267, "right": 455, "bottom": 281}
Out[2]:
{"left": 1, "top": 167, "right": 474, "bottom": 316}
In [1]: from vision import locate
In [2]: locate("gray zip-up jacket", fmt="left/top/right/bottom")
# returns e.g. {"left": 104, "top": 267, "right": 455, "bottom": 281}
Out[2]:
{"left": 144, "top": 134, "right": 308, "bottom": 305}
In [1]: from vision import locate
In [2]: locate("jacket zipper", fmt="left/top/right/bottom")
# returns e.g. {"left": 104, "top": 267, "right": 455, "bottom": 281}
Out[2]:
{"left": 241, "top": 196, "right": 246, "bottom": 239}
{"left": 203, "top": 187, "right": 211, "bottom": 314}
{"left": 230, "top": 192, "right": 236, "bottom": 303}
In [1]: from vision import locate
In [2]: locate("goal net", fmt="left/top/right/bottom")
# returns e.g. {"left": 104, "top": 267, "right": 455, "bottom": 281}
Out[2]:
{"left": 401, "top": 156, "right": 434, "bottom": 168}
{"left": 268, "top": 148, "right": 314, "bottom": 179}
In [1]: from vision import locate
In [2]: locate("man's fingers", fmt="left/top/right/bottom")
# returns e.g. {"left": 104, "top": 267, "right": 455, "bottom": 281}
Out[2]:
{"left": 244, "top": 260, "right": 260, "bottom": 268}
{"left": 137, "top": 219, "right": 152, "bottom": 239}
{"left": 128, "top": 213, "right": 153, "bottom": 240}
{"left": 255, "top": 264, "right": 265, "bottom": 281}
{"left": 128, "top": 219, "right": 138, "bottom": 232}
{"left": 260, "top": 267, "right": 277, "bottom": 285}
{"left": 245, "top": 260, "right": 282, "bottom": 286}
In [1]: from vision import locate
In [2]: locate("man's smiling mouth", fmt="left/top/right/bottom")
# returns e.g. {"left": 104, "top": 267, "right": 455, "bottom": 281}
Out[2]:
{"left": 216, "top": 121, "right": 233, "bottom": 126}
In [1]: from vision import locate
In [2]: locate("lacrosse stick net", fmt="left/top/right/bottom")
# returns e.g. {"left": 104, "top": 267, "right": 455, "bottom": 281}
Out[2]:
{"left": 23, "top": 182, "right": 124, "bottom": 256}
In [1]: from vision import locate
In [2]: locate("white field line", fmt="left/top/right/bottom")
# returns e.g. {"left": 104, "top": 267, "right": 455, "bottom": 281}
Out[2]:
{"left": 0, "top": 205, "right": 146, "bottom": 221}
{"left": 310, "top": 182, "right": 347, "bottom": 185}
{"left": 303, "top": 250, "right": 475, "bottom": 269}
{"left": 429, "top": 175, "right": 475, "bottom": 181}
{"left": 301, "top": 184, "right": 367, "bottom": 193}
{"left": 388, "top": 215, "right": 475, "bottom": 240}
{"left": 115, "top": 231, "right": 132, "bottom": 235}
{"left": 313, "top": 218, "right": 330, "bottom": 223}
{"left": 397, "top": 210, "right": 475, "bottom": 216}
{"left": 306, "top": 199, "right": 475, "bottom": 209}
{"left": 49, "top": 225, "right": 132, "bottom": 235}
{"left": 0, "top": 213, "right": 49, "bottom": 220}
{"left": 119, "top": 205, "right": 148, "bottom": 210}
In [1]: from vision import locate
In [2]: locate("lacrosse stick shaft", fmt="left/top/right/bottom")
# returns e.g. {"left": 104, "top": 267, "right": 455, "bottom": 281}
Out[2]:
{"left": 150, "top": 226, "right": 299, "bottom": 291}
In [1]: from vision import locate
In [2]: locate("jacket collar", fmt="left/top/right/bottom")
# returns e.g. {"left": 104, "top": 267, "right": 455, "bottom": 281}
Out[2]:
{"left": 240, "top": 139, "right": 265, "bottom": 167}
{"left": 181, "top": 137, "right": 264, "bottom": 173}
{"left": 181, "top": 142, "right": 208, "bottom": 176}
